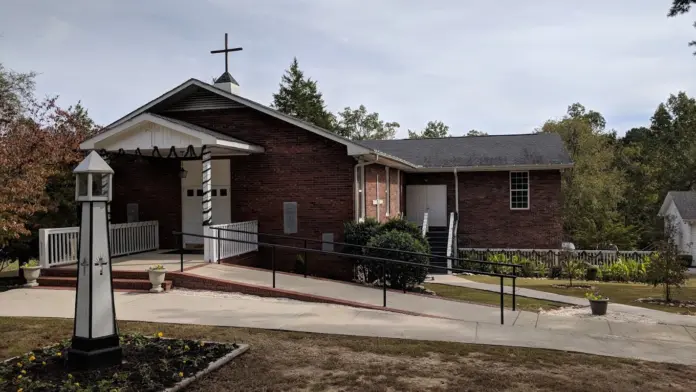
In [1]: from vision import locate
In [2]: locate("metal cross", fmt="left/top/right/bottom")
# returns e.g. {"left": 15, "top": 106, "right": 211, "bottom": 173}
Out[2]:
{"left": 210, "top": 33, "right": 243, "bottom": 74}
{"left": 94, "top": 256, "right": 108, "bottom": 276}
{"left": 80, "top": 258, "right": 90, "bottom": 277}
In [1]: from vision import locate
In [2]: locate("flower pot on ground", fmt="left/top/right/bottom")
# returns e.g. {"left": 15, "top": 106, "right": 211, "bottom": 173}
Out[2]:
{"left": 586, "top": 292, "right": 609, "bottom": 316}
{"left": 148, "top": 265, "right": 166, "bottom": 293}
{"left": 20, "top": 259, "right": 41, "bottom": 287}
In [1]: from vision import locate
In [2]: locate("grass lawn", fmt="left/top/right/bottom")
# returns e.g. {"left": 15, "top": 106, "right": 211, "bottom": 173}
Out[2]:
{"left": 2, "top": 317, "right": 696, "bottom": 391}
{"left": 0, "top": 260, "right": 18, "bottom": 278}
{"left": 423, "top": 283, "right": 566, "bottom": 312}
{"left": 463, "top": 275, "right": 696, "bottom": 314}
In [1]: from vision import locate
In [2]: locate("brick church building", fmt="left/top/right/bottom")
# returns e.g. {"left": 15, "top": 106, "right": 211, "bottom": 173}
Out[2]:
{"left": 78, "top": 68, "right": 572, "bottom": 277}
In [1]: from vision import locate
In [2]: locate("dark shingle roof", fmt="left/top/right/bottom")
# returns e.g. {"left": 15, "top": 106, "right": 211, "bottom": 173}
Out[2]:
{"left": 667, "top": 191, "right": 696, "bottom": 220}
{"left": 358, "top": 133, "right": 572, "bottom": 168}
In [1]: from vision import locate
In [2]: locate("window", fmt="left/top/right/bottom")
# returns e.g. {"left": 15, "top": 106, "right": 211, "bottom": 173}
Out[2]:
{"left": 220, "top": 189, "right": 228, "bottom": 197}
{"left": 510, "top": 171, "right": 529, "bottom": 210}
{"left": 196, "top": 189, "right": 203, "bottom": 197}
{"left": 211, "top": 189, "right": 218, "bottom": 197}
{"left": 186, "top": 189, "right": 194, "bottom": 197}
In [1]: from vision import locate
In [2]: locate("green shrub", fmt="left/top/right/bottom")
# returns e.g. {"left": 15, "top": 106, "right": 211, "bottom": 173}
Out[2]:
{"left": 377, "top": 217, "right": 429, "bottom": 251}
{"left": 344, "top": 218, "right": 381, "bottom": 254}
{"left": 365, "top": 230, "right": 430, "bottom": 290}
{"left": 486, "top": 253, "right": 513, "bottom": 275}
{"left": 549, "top": 265, "right": 563, "bottom": 279}
{"left": 345, "top": 218, "right": 381, "bottom": 283}
{"left": 609, "top": 260, "right": 630, "bottom": 282}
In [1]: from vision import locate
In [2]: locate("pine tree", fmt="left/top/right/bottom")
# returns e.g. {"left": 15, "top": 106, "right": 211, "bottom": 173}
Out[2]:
{"left": 272, "top": 58, "right": 335, "bottom": 130}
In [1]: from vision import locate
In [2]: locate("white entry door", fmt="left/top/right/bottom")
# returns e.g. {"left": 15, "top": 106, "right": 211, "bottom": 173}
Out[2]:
{"left": 406, "top": 185, "right": 447, "bottom": 227}
{"left": 181, "top": 159, "right": 231, "bottom": 247}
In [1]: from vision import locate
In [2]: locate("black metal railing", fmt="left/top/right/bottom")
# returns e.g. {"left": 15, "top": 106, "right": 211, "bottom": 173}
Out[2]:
{"left": 174, "top": 230, "right": 517, "bottom": 325}
{"left": 209, "top": 226, "right": 521, "bottom": 309}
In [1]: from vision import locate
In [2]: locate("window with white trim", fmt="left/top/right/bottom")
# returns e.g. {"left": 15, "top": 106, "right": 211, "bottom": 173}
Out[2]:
{"left": 510, "top": 171, "right": 529, "bottom": 210}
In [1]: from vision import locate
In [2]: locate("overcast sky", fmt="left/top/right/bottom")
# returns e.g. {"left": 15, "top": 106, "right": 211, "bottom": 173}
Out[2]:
{"left": 1, "top": 0, "right": 695, "bottom": 137}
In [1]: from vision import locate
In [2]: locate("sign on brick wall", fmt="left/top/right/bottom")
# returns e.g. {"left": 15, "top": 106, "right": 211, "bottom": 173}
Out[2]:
{"left": 283, "top": 202, "right": 297, "bottom": 234}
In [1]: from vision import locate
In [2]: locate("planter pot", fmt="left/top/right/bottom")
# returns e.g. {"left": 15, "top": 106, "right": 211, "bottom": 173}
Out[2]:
{"left": 23, "top": 266, "right": 41, "bottom": 287}
{"left": 589, "top": 299, "right": 609, "bottom": 315}
{"left": 148, "top": 269, "right": 166, "bottom": 293}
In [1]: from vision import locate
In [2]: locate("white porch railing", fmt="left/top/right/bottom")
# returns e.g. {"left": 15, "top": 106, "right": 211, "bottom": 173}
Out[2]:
{"left": 458, "top": 248, "right": 654, "bottom": 266}
{"left": 421, "top": 211, "right": 429, "bottom": 238}
{"left": 205, "top": 220, "right": 259, "bottom": 263}
{"left": 110, "top": 221, "right": 159, "bottom": 257}
{"left": 39, "top": 221, "right": 159, "bottom": 268}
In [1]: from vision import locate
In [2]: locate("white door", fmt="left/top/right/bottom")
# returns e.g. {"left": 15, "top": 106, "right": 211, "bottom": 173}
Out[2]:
{"left": 181, "top": 160, "right": 231, "bottom": 247}
{"left": 406, "top": 185, "right": 447, "bottom": 227}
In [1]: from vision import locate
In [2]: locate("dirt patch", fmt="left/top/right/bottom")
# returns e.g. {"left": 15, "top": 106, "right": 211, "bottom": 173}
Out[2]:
{"left": 637, "top": 297, "right": 696, "bottom": 310}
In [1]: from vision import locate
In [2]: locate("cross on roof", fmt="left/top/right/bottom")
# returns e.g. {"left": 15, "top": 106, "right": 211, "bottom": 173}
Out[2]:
{"left": 210, "top": 33, "right": 243, "bottom": 74}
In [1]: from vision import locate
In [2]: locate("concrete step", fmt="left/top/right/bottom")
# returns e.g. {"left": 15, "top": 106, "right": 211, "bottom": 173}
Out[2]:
{"left": 36, "top": 276, "right": 172, "bottom": 292}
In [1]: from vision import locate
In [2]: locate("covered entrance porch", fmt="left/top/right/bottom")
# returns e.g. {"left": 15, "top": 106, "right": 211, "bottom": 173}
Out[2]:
{"left": 39, "top": 112, "right": 264, "bottom": 268}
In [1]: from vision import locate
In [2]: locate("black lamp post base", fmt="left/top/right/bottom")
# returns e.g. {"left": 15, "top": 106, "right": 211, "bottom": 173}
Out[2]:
{"left": 68, "top": 346, "right": 123, "bottom": 370}
{"left": 68, "top": 335, "right": 122, "bottom": 370}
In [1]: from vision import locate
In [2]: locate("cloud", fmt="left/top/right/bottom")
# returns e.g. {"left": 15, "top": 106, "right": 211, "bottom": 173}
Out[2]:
{"left": 1, "top": 0, "right": 695, "bottom": 137}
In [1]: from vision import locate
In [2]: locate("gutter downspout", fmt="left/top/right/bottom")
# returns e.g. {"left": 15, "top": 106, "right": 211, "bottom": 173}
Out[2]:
{"left": 454, "top": 167, "right": 459, "bottom": 214}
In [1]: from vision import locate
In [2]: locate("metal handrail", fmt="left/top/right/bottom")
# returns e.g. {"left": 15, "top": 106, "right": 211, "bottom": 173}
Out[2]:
{"left": 174, "top": 230, "right": 515, "bottom": 325}
{"left": 212, "top": 227, "right": 522, "bottom": 271}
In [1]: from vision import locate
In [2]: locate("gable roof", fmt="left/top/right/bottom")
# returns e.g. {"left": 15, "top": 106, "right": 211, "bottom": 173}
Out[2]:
{"left": 359, "top": 133, "right": 572, "bottom": 169}
{"left": 660, "top": 191, "right": 696, "bottom": 220}
{"left": 102, "top": 78, "right": 372, "bottom": 157}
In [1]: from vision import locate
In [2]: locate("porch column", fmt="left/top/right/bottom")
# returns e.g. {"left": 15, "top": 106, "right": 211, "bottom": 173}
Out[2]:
{"left": 202, "top": 146, "right": 212, "bottom": 226}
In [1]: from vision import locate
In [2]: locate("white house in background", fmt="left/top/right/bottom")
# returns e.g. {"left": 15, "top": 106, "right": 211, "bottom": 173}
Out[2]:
{"left": 658, "top": 191, "right": 696, "bottom": 266}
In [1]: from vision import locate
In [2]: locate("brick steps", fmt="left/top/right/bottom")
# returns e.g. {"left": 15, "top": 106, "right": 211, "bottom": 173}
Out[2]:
{"left": 36, "top": 276, "right": 172, "bottom": 292}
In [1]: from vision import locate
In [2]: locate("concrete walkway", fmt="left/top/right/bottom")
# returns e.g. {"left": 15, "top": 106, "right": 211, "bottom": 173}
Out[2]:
{"left": 190, "top": 264, "right": 521, "bottom": 324}
{"left": 1, "top": 288, "right": 695, "bottom": 365}
{"left": 431, "top": 274, "right": 696, "bottom": 327}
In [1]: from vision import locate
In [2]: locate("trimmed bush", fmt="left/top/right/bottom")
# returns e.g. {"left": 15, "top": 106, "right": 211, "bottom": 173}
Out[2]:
{"left": 365, "top": 230, "right": 430, "bottom": 290}
{"left": 377, "top": 217, "right": 430, "bottom": 251}
{"left": 344, "top": 218, "right": 380, "bottom": 255}
{"left": 678, "top": 255, "right": 693, "bottom": 268}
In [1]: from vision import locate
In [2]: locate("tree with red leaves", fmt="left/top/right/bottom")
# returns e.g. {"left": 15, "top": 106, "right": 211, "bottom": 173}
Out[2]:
{"left": 0, "top": 64, "right": 97, "bottom": 265}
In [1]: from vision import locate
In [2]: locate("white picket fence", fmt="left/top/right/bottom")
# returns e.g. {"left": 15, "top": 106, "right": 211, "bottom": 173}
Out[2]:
{"left": 204, "top": 220, "right": 259, "bottom": 263}
{"left": 39, "top": 221, "right": 159, "bottom": 268}
{"left": 458, "top": 248, "right": 654, "bottom": 266}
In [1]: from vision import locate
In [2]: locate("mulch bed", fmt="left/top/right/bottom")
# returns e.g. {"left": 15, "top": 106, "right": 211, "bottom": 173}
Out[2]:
{"left": 0, "top": 334, "right": 239, "bottom": 392}
{"left": 636, "top": 297, "right": 696, "bottom": 309}
{"left": 551, "top": 284, "right": 594, "bottom": 290}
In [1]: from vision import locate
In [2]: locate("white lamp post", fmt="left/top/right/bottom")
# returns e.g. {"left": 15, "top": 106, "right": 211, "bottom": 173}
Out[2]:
{"left": 68, "top": 151, "right": 122, "bottom": 369}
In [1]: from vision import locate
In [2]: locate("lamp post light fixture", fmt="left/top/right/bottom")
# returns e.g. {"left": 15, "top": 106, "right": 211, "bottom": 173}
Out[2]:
{"left": 179, "top": 166, "right": 188, "bottom": 179}
{"left": 68, "top": 151, "right": 122, "bottom": 369}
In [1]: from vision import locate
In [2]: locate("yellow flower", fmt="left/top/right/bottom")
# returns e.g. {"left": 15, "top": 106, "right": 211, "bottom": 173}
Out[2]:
{"left": 56, "top": 352, "right": 62, "bottom": 357}
{"left": 42, "top": 362, "right": 46, "bottom": 366}
{"left": 199, "top": 342, "right": 205, "bottom": 347}
{"left": 75, "top": 383, "right": 80, "bottom": 387}
{"left": 184, "top": 345, "right": 189, "bottom": 351}
{"left": 167, "top": 346, "right": 171, "bottom": 350}
{"left": 17, "top": 375, "right": 22, "bottom": 380}
{"left": 178, "top": 372, "right": 184, "bottom": 377}
{"left": 28, "top": 355, "right": 35, "bottom": 362}
{"left": 68, "top": 373, "right": 73, "bottom": 379}
{"left": 156, "top": 332, "right": 163, "bottom": 338}
{"left": 16, "top": 362, "right": 22, "bottom": 367}
{"left": 18, "top": 388, "right": 23, "bottom": 392}
{"left": 20, "top": 370, "right": 26, "bottom": 375}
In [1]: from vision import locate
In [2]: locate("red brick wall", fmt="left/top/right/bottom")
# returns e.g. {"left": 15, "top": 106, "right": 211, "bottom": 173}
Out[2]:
{"left": 389, "top": 168, "right": 401, "bottom": 218}
{"left": 457, "top": 170, "right": 562, "bottom": 248}
{"left": 164, "top": 108, "right": 357, "bottom": 280}
{"left": 363, "top": 165, "right": 403, "bottom": 222}
{"left": 109, "top": 156, "right": 182, "bottom": 249}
